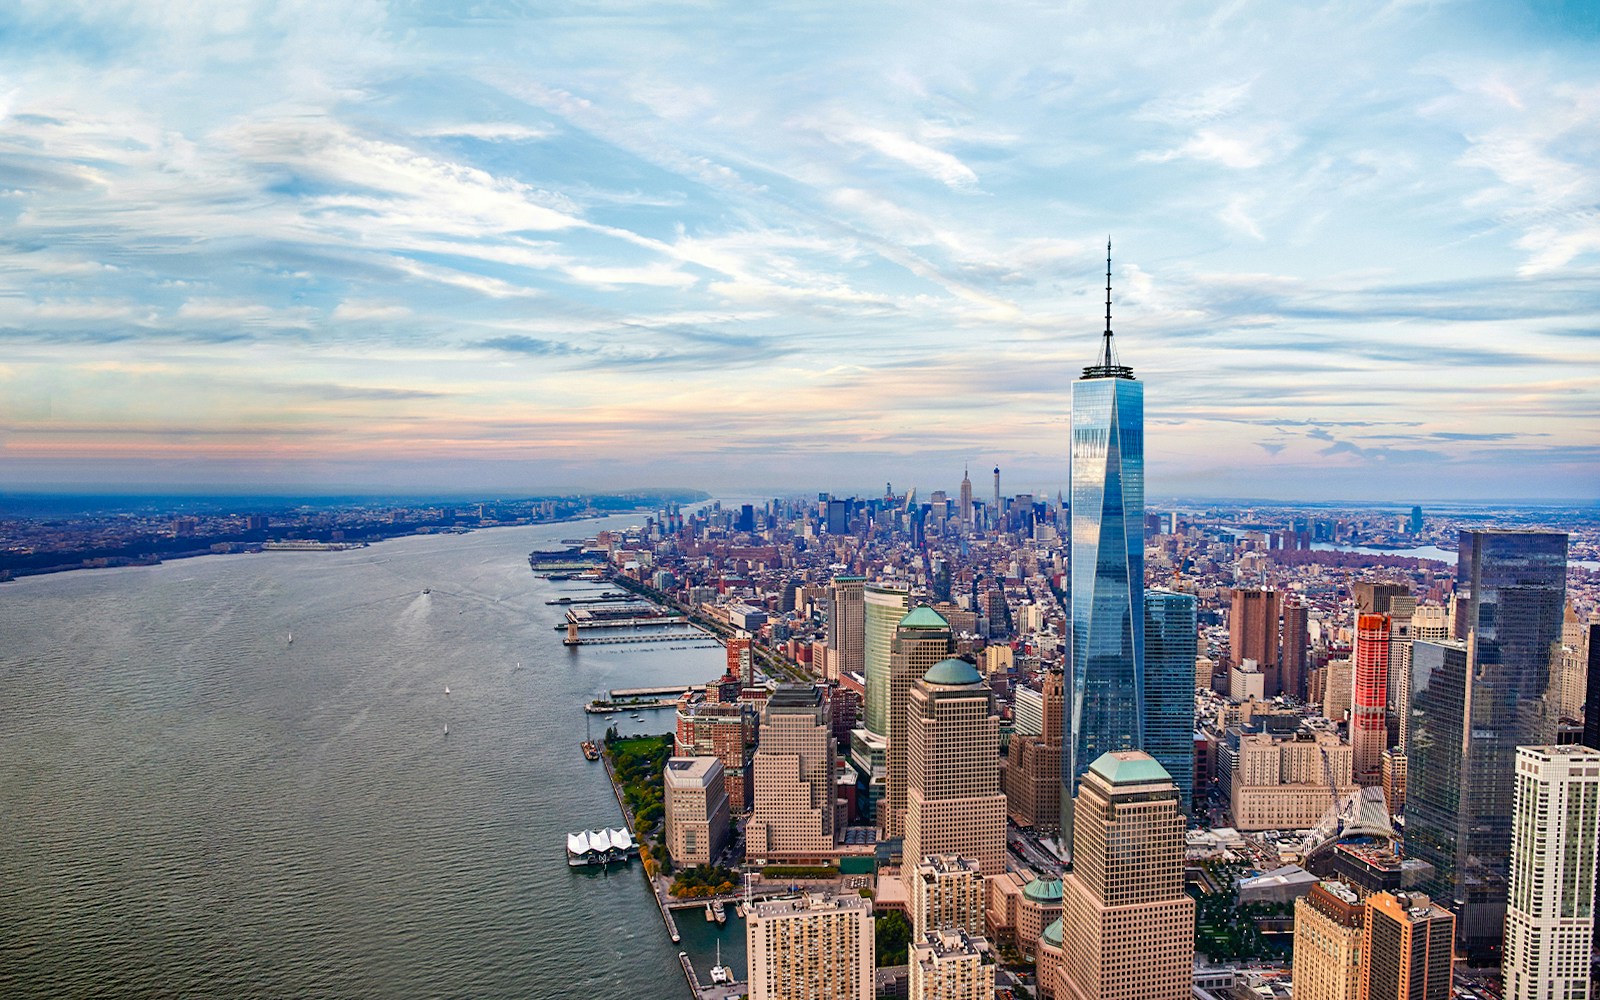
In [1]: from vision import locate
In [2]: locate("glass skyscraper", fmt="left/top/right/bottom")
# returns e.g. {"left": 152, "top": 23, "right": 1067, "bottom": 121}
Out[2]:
{"left": 1144, "top": 589, "right": 1197, "bottom": 813}
{"left": 1061, "top": 246, "right": 1145, "bottom": 843}
{"left": 1406, "top": 529, "right": 1567, "bottom": 961}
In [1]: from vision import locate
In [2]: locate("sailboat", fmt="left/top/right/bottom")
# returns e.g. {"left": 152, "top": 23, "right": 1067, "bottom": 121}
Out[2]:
{"left": 444, "top": 686, "right": 450, "bottom": 695}
{"left": 286, "top": 631, "right": 293, "bottom": 645}
{"left": 709, "top": 940, "right": 731, "bottom": 985}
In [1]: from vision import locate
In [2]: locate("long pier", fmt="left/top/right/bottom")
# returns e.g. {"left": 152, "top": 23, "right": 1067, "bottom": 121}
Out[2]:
{"left": 564, "top": 632, "right": 710, "bottom": 647}
{"left": 554, "top": 616, "right": 689, "bottom": 630}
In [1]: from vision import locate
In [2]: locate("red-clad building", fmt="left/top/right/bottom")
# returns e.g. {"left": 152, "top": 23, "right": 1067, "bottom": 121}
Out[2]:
{"left": 674, "top": 694, "right": 758, "bottom": 814}
{"left": 1351, "top": 613, "right": 1391, "bottom": 787}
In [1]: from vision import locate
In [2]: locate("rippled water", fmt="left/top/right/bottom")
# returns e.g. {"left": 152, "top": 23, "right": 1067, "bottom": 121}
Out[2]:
{"left": 0, "top": 517, "right": 742, "bottom": 998}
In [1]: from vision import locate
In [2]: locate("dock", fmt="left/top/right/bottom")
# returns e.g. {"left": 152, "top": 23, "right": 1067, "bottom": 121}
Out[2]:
{"left": 564, "top": 631, "right": 709, "bottom": 647}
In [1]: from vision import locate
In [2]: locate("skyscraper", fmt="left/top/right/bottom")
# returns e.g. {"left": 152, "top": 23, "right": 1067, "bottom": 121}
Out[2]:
{"left": 1411, "top": 529, "right": 1567, "bottom": 957}
{"left": 908, "top": 854, "right": 986, "bottom": 940}
{"left": 828, "top": 575, "right": 866, "bottom": 681}
{"left": 1230, "top": 588, "right": 1280, "bottom": 695}
{"left": 1282, "top": 598, "right": 1310, "bottom": 702}
{"left": 1063, "top": 243, "right": 1144, "bottom": 843}
{"left": 1350, "top": 613, "right": 1391, "bottom": 787}
{"left": 1005, "top": 667, "right": 1063, "bottom": 832}
{"left": 1143, "top": 589, "right": 1197, "bottom": 812}
{"left": 1361, "top": 891, "right": 1454, "bottom": 1000}
{"left": 904, "top": 658, "right": 1006, "bottom": 879}
{"left": 1502, "top": 745, "right": 1600, "bottom": 1000}
{"left": 747, "top": 685, "right": 836, "bottom": 863}
{"left": 1293, "top": 880, "right": 1364, "bottom": 1000}
{"left": 959, "top": 469, "right": 973, "bottom": 528}
{"left": 1055, "top": 752, "right": 1194, "bottom": 1000}
{"left": 747, "top": 892, "right": 874, "bottom": 1000}
{"left": 883, "top": 607, "right": 955, "bottom": 839}
{"left": 992, "top": 466, "right": 1001, "bottom": 529}
{"left": 863, "top": 583, "right": 911, "bottom": 738}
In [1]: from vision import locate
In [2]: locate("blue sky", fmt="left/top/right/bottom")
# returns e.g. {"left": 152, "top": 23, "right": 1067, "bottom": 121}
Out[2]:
{"left": 0, "top": 0, "right": 1596, "bottom": 500}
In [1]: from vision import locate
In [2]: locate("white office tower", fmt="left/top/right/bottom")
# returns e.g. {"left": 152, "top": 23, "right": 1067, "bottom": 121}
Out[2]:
{"left": 1503, "top": 745, "right": 1600, "bottom": 1000}
{"left": 746, "top": 892, "right": 874, "bottom": 1000}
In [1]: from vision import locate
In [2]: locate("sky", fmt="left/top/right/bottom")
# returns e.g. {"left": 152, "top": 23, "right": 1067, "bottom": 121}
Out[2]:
{"left": 0, "top": 1, "right": 1597, "bottom": 502}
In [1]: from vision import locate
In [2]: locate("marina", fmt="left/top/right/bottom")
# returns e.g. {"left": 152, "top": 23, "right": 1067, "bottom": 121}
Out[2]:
{"left": 564, "top": 828, "right": 638, "bottom": 867}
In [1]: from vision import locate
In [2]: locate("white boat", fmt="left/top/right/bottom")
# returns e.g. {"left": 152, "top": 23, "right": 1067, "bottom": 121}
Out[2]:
{"left": 713, "top": 898, "right": 726, "bottom": 924}
{"left": 444, "top": 686, "right": 450, "bottom": 695}
{"left": 286, "top": 631, "right": 293, "bottom": 645}
{"left": 443, "top": 724, "right": 449, "bottom": 736}
{"left": 710, "top": 941, "right": 731, "bottom": 985}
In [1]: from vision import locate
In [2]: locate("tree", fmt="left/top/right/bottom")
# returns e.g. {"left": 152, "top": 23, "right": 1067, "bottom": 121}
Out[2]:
{"left": 875, "top": 911, "right": 911, "bottom": 966}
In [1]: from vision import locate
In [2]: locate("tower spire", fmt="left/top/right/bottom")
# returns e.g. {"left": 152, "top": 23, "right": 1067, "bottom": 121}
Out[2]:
{"left": 1081, "top": 236, "right": 1134, "bottom": 380}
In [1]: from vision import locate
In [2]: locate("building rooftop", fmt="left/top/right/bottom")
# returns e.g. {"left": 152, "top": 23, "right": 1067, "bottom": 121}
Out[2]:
{"left": 923, "top": 657, "right": 982, "bottom": 686}
{"left": 1041, "top": 917, "right": 1063, "bottom": 948}
{"left": 1088, "top": 750, "right": 1173, "bottom": 787}
{"left": 1022, "top": 877, "right": 1063, "bottom": 903}
{"left": 899, "top": 605, "right": 951, "bottom": 629}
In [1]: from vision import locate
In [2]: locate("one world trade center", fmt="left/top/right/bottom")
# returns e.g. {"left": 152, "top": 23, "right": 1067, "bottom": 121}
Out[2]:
{"left": 1061, "top": 242, "right": 1144, "bottom": 848}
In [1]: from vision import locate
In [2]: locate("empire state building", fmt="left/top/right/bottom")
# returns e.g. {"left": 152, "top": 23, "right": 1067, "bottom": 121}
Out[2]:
{"left": 1061, "top": 242, "right": 1145, "bottom": 846}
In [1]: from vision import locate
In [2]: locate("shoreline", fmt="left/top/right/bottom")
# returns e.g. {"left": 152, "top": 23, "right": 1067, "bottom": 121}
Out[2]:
{"left": 0, "top": 509, "right": 647, "bottom": 585}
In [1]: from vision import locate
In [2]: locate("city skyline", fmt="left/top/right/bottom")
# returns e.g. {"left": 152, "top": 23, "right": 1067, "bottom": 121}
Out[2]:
{"left": 1, "top": 3, "right": 1598, "bottom": 500}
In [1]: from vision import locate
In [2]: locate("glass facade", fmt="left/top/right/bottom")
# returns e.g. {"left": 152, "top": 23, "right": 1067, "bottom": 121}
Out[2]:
{"left": 1408, "top": 530, "right": 1567, "bottom": 959}
{"left": 862, "top": 583, "right": 909, "bottom": 738}
{"left": 1062, "top": 372, "right": 1144, "bottom": 839}
{"left": 1144, "top": 589, "right": 1196, "bottom": 813}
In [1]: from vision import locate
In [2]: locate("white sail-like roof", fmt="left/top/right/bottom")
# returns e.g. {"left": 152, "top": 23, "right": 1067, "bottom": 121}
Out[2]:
{"left": 568, "top": 832, "right": 591, "bottom": 855}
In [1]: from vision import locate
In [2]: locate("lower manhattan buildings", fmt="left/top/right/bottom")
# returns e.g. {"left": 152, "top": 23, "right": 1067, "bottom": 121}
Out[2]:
{"left": 1502, "top": 745, "right": 1600, "bottom": 1000}
{"left": 746, "top": 892, "right": 874, "bottom": 1000}
{"left": 903, "top": 659, "right": 1007, "bottom": 879}
{"left": 746, "top": 685, "right": 835, "bottom": 863}
{"left": 1055, "top": 752, "right": 1193, "bottom": 1000}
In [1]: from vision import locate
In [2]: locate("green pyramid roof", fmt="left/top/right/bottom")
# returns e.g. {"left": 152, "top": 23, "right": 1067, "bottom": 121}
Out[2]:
{"left": 898, "top": 606, "right": 949, "bottom": 629}
{"left": 923, "top": 658, "right": 982, "bottom": 686}
{"left": 1088, "top": 751, "right": 1173, "bottom": 786}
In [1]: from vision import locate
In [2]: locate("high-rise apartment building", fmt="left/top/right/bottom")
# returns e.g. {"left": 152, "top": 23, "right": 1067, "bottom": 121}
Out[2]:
{"left": 909, "top": 928, "right": 994, "bottom": 1000}
{"left": 675, "top": 695, "right": 758, "bottom": 813}
{"left": 1063, "top": 248, "right": 1145, "bottom": 845}
{"left": 1006, "top": 667, "right": 1064, "bottom": 832}
{"left": 1360, "top": 892, "right": 1453, "bottom": 1000}
{"left": 883, "top": 607, "right": 955, "bottom": 838}
{"left": 1283, "top": 598, "right": 1310, "bottom": 702}
{"left": 862, "top": 583, "right": 911, "bottom": 738}
{"left": 827, "top": 575, "right": 866, "bottom": 681}
{"left": 1408, "top": 530, "right": 1566, "bottom": 958}
{"left": 904, "top": 659, "right": 1006, "bottom": 879}
{"left": 1055, "top": 752, "right": 1194, "bottom": 1000}
{"left": 748, "top": 685, "right": 836, "bottom": 863}
{"left": 1144, "top": 589, "right": 1197, "bottom": 811}
{"left": 1293, "top": 880, "right": 1364, "bottom": 1000}
{"left": 1230, "top": 588, "right": 1281, "bottom": 695}
{"left": 1351, "top": 614, "right": 1391, "bottom": 787}
{"left": 725, "top": 633, "right": 753, "bottom": 683}
{"left": 1502, "top": 745, "right": 1600, "bottom": 1000}
{"left": 908, "top": 854, "right": 986, "bottom": 940}
{"left": 663, "top": 756, "right": 729, "bottom": 867}
{"left": 747, "top": 892, "right": 874, "bottom": 1000}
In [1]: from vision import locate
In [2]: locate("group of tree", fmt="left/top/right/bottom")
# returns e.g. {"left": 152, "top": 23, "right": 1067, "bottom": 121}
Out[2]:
{"left": 670, "top": 864, "right": 739, "bottom": 898}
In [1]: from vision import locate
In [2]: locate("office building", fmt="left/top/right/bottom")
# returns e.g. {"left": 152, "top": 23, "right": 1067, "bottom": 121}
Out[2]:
{"left": 1351, "top": 614, "right": 1391, "bottom": 787}
{"left": 1231, "top": 588, "right": 1281, "bottom": 695}
{"left": 1408, "top": 530, "right": 1566, "bottom": 958}
{"left": 747, "top": 892, "right": 874, "bottom": 1000}
{"left": 909, "top": 929, "right": 994, "bottom": 1000}
{"left": 1222, "top": 728, "right": 1356, "bottom": 831}
{"left": 1584, "top": 622, "right": 1600, "bottom": 751}
{"left": 1361, "top": 892, "right": 1453, "bottom": 1000}
{"left": 959, "top": 469, "right": 973, "bottom": 527}
{"left": 1007, "top": 667, "right": 1064, "bottom": 832}
{"left": 1055, "top": 752, "right": 1194, "bottom": 1000}
{"left": 748, "top": 685, "right": 836, "bottom": 863}
{"left": 1502, "top": 745, "right": 1600, "bottom": 1000}
{"left": 1353, "top": 582, "right": 1411, "bottom": 618}
{"left": 1063, "top": 249, "right": 1145, "bottom": 846}
{"left": 863, "top": 583, "right": 911, "bottom": 738}
{"left": 1395, "top": 606, "right": 1449, "bottom": 751}
{"left": 909, "top": 854, "right": 986, "bottom": 940}
{"left": 904, "top": 659, "right": 1006, "bottom": 879}
{"left": 1144, "top": 589, "right": 1197, "bottom": 811}
{"left": 827, "top": 575, "right": 866, "bottom": 681}
{"left": 884, "top": 607, "right": 955, "bottom": 838}
{"left": 1283, "top": 598, "right": 1310, "bottom": 701}
{"left": 663, "top": 756, "right": 729, "bottom": 867}
{"left": 1322, "top": 658, "right": 1353, "bottom": 723}
{"left": 1294, "top": 880, "right": 1364, "bottom": 1000}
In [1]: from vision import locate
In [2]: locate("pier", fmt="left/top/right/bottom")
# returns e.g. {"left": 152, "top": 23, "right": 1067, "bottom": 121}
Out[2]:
{"left": 563, "top": 631, "right": 709, "bottom": 647}
{"left": 553, "top": 615, "right": 690, "bottom": 630}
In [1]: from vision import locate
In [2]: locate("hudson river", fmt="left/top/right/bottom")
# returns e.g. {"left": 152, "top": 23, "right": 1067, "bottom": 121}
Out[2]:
{"left": 0, "top": 515, "right": 742, "bottom": 998}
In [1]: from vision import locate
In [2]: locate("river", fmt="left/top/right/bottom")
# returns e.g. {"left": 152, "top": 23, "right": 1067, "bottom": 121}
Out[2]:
{"left": 0, "top": 515, "right": 741, "bottom": 998}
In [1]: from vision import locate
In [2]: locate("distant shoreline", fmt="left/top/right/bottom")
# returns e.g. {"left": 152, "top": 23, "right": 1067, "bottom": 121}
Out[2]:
{"left": 0, "top": 508, "right": 649, "bottom": 585}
